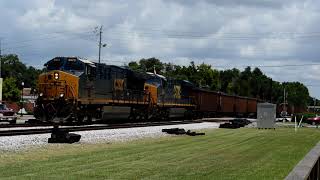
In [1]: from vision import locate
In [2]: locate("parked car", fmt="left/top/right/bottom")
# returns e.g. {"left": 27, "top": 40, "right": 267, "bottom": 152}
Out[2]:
{"left": 307, "top": 116, "right": 320, "bottom": 125}
{"left": 0, "top": 104, "right": 17, "bottom": 124}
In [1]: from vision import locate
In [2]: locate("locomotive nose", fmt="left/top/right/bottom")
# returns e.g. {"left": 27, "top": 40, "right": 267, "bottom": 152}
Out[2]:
{"left": 37, "top": 70, "right": 79, "bottom": 100}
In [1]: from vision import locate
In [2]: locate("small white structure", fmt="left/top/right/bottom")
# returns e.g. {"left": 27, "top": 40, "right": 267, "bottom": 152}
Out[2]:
{"left": 18, "top": 108, "right": 27, "bottom": 115}
{"left": 257, "top": 103, "right": 276, "bottom": 129}
{"left": 22, "top": 88, "right": 37, "bottom": 104}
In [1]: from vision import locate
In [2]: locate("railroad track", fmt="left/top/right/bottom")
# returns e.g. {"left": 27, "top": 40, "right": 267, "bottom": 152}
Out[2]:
{"left": 0, "top": 120, "right": 203, "bottom": 137}
{"left": 0, "top": 123, "right": 51, "bottom": 128}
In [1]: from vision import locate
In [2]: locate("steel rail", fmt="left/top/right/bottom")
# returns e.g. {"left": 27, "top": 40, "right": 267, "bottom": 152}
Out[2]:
{"left": 0, "top": 120, "right": 202, "bottom": 137}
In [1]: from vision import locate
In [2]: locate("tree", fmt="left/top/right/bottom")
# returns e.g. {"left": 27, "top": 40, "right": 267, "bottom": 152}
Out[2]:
{"left": 220, "top": 68, "right": 240, "bottom": 94}
{"left": 128, "top": 61, "right": 141, "bottom": 72}
{"left": 3, "top": 77, "right": 20, "bottom": 102}
{"left": 139, "top": 57, "right": 164, "bottom": 73}
{"left": 1, "top": 54, "right": 42, "bottom": 90}
{"left": 283, "top": 82, "right": 309, "bottom": 108}
{"left": 128, "top": 57, "right": 164, "bottom": 74}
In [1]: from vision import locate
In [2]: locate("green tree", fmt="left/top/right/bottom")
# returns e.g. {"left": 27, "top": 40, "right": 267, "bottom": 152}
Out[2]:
{"left": 128, "top": 61, "right": 141, "bottom": 72}
{"left": 128, "top": 57, "right": 164, "bottom": 74}
{"left": 220, "top": 68, "right": 240, "bottom": 94}
{"left": 1, "top": 54, "right": 42, "bottom": 90}
{"left": 283, "top": 82, "right": 309, "bottom": 108}
{"left": 139, "top": 57, "right": 164, "bottom": 73}
{"left": 3, "top": 77, "right": 20, "bottom": 101}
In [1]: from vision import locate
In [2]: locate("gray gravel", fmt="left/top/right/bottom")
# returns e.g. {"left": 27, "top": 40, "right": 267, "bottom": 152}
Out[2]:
{"left": 0, "top": 124, "right": 104, "bottom": 131}
{"left": 0, "top": 122, "right": 219, "bottom": 152}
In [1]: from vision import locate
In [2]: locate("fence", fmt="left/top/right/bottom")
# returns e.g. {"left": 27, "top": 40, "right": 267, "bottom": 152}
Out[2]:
{"left": 286, "top": 143, "right": 320, "bottom": 180}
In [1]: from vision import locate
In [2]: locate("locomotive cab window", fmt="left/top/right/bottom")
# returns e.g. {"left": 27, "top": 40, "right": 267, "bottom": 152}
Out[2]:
{"left": 65, "top": 58, "right": 84, "bottom": 71}
{"left": 46, "top": 58, "right": 64, "bottom": 70}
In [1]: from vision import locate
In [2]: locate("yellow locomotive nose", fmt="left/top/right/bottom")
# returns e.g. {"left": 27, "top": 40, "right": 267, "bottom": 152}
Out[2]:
{"left": 38, "top": 70, "right": 79, "bottom": 99}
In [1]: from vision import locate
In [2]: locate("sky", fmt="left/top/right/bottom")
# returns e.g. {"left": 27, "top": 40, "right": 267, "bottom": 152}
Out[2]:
{"left": 1, "top": 0, "right": 320, "bottom": 97}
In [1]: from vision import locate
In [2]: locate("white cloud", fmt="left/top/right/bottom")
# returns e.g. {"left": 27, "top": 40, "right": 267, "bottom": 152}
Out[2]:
{"left": 1, "top": 0, "right": 320, "bottom": 97}
{"left": 17, "top": 0, "right": 97, "bottom": 31}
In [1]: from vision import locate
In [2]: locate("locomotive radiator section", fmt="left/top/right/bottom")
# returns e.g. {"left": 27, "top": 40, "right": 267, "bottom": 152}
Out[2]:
{"left": 35, "top": 70, "right": 79, "bottom": 123}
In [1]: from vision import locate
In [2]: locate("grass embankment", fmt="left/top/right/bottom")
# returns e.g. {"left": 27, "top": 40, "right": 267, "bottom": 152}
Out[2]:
{"left": 0, "top": 128, "right": 319, "bottom": 179}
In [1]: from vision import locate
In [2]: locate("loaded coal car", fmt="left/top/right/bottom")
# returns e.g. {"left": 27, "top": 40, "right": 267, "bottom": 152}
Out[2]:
{"left": 191, "top": 88, "right": 219, "bottom": 118}
{"left": 219, "top": 94, "right": 257, "bottom": 118}
{"left": 220, "top": 93, "right": 236, "bottom": 116}
{"left": 247, "top": 97, "right": 257, "bottom": 118}
{"left": 191, "top": 87, "right": 258, "bottom": 118}
{"left": 235, "top": 96, "right": 248, "bottom": 117}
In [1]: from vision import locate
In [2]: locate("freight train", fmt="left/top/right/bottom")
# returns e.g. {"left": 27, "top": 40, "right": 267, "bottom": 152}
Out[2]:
{"left": 34, "top": 57, "right": 258, "bottom": 123}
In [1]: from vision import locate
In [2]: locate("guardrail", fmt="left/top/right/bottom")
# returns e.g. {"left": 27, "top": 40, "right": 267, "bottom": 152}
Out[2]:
{"left": 286, "top": 143, "right": 320, "bottom": 180}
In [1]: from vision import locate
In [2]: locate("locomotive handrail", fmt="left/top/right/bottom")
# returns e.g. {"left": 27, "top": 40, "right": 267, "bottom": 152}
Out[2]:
{"left": 110, "top": 89, "right": 150, "bottom": 105}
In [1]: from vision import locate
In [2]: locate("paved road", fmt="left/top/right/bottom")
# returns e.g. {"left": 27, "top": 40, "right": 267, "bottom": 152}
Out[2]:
{"left": 17, "top": 115, "right": 35, "bottom": 124}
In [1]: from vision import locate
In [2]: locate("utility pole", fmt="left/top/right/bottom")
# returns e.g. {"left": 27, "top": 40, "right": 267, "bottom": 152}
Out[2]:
{"left": 0, "top": 38, "right": 3, "bottom": 104}
{"left": 95, "top": 25, "right": 107, "bottom": 64}
{"left": 283, "top": 88, "right": 287, "bottom": 114}
{"left": 314, "top": 97, "right": 316, "bottom": 113}
{"left": 98, "top": 25, "right": 102, "bottom": 63}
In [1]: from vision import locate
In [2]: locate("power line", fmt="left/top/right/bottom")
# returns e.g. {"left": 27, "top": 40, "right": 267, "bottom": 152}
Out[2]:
{"left": 95, "top": 59, "right": 320, "bottom": 69}
{"left": 3, "top": 28, "right": 320, "bottom": 49}
{"left": 1, "top": 34, "right": 96, "bottom": 52}
{"left": 102, "top": 28, "right": 320, "bottom": 40}
{"left": 2, "top": 27, "right": 320, "bottom": 56}
{"left": 2, "top": 29, "right": 94, "bottom": 45}
{"left": 110, "top": 26, "right": 320, "bottom": 36}
{"left": 214, "top": 63, "right": 320, "bottom": 68}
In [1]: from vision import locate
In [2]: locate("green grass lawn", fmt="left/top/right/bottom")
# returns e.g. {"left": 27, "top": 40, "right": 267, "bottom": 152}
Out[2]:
{"left": 0, "top": 128, "right": 319, "bottom": 179}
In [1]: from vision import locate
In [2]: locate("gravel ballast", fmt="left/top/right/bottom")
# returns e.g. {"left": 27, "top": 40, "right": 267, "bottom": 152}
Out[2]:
{"left": 0, "top": 122, "right": 220, "bottom": 152}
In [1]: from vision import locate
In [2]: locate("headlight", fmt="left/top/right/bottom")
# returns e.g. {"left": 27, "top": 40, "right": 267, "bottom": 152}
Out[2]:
{"left": 54, "top": 72, "right": 59, "bottom": 80}
{"left": 39, "top": 93, "right": 43, "bottom": 97}
{"left": 0, "top": 113, "right": 4, "bottom": 117}
{"left": 60, "top": 93, "right": 64, "bottom": 98}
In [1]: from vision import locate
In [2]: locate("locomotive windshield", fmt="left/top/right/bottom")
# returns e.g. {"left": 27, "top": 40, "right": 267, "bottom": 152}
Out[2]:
{"left": 64, "top": 58, "right": 84, "bottom": 71}
{"left": 46, "top": 58, "right": 64, "bottom": 70}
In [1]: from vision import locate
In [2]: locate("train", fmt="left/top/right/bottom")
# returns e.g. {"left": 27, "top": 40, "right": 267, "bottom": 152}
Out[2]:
{"left": 34, "top": 57, "right": 258, "bottom": 123}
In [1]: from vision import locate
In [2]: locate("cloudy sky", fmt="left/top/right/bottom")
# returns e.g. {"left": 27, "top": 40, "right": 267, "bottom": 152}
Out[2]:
{"left": 1, "top": 0, "right": 320, "bottom": 97}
